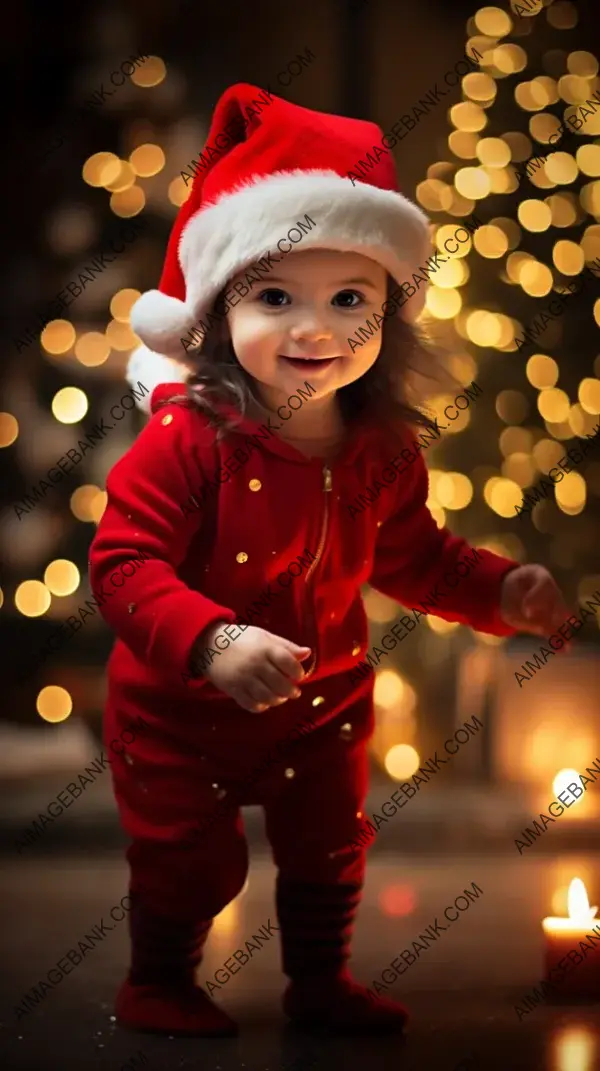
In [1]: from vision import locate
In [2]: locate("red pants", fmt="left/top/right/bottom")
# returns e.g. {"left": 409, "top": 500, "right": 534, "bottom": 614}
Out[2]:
{"left": 109, "top": 711, "right": 370, "bottom": 921}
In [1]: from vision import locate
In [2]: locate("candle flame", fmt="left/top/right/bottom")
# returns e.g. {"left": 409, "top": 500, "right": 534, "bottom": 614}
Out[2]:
{"left": 567, "top": 877, "right": 598, "bottom": 922}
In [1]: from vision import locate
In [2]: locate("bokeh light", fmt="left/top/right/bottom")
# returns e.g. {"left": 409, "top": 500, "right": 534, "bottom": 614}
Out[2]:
{"left": 0, "top": 413, "right": 19, "bottom": 447}
{"left": 110, "top": 288, "right": 142, "bottom": 322}
{"left": 384, "top": 744, "right": 420, "bottom": 781}
{"left": 131, "top": 56, "right": 166, "bottom": 88}
{"left": 15, "top": 580, "right": 51, "bottom": 617}
{"left": 426, "top": 287, "right": 462, "bottom": 319}
{"left": 526, "top": 354, "right": 560, "bottom": 389}
{"left": 51, "top": 387, "right": 88, "bottom": 424}
{"left": 520, "top": 260, "right": 554, "bottom": 297}
{"left": 110, "top": 186, "right": 145, "bottom": 217}
{"left": 83, "top": 152, "right": 121, "bottom": 187}
{"left": 379, "top": 884, "right": 417, "bottom": 919}
{"left": 450, "top": 102, "right": 488, "bottom": 133}
{"left": 517, "top": 199, "right": 553, "bottom": 231}
{"left": 41, "top": 321, "right": 77, "bottom": 356}
{"left": 475, "top": 6, "right": 512, "bottom": 36}
{"left": 545, "top": 152, "right": 579, "bottom": 185}
{"left": 43, "top": 560, "right": 81, "bottom": 597}
{"left": 374, "top": 670, "right": 407, "bottom": 709}
{"left": 538, "top": 387, "right": 571, "bottom": 423}
{"left": 578, "top": 378, "right": 600, "bottom": 413}
{"left": 36, "top": 686, "right": 73, "bottom": 724}
{"left": 553, "top": 768, "right": 584, "bottom": 804}
{"left": 454, "top": 167, "right": 492, "bottom": 199}
{"left": 129, "top": 143, "right": 166, "bottom": 177}
{"left": 70, "top": 485, "right": 106, "bottom": 523}
{"left": 473, "top": 224, "right": 509, "bottom": 257}
{"left": 74, "top": 332, "right": 111, "bottom": 367}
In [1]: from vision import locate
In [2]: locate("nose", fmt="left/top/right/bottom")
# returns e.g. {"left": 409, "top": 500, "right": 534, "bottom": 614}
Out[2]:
{"left": 289, "top": 315, "right": 333, "bottom": 343}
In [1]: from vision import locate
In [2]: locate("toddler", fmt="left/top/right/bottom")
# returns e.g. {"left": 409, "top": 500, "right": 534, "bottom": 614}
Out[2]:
{"left": 89, "top": 82, "right": 569, "bottom": 1037}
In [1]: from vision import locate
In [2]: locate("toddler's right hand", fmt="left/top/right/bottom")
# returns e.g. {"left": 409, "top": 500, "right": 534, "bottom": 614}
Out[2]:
{"left": 191, "top": 623, "right": 311, "bottom": 713}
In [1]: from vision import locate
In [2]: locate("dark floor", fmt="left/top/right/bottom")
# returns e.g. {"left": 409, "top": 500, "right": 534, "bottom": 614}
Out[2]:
{"left": 2, "top": 846, "right": 600, "bottom": 1071}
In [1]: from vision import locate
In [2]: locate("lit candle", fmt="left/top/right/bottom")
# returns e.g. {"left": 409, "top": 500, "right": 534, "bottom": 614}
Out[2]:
{"left": 542, "top": 878, "right": 600, "bottom": 1000}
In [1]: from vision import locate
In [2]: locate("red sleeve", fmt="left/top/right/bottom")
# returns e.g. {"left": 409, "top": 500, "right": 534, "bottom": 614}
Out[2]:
{"left": 88, "top": 402, "right": 237, "bottom": 679}
{"left": 369, "top": 446, "right": 521, "bottom": 637}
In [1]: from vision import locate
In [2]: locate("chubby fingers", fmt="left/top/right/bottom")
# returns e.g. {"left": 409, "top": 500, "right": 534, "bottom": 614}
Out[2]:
{"left": 246, "top": 648, "right": 307, "bottom": 711}
{"left": 256, "top": 661, "right": 302, "bottom": 704}
{"left": 232, "top": 683, "right": 273, "bottom": 713}
{"left": 271, "top": 644, "right": 309, "bottom": 682}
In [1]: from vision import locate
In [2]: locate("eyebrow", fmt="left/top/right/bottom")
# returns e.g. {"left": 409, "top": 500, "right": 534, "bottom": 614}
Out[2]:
{"left": 259, "top": 276, "right": 379, "bottom": 288}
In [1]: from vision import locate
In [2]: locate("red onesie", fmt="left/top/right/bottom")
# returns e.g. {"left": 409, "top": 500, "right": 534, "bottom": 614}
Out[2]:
{"left": 89, "top": 383, "right": 519, "bottom": 1026}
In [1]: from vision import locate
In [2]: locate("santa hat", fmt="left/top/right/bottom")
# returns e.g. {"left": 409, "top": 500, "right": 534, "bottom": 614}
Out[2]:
{"left": 127, "top": 82, "right": 431, "bottom": 412}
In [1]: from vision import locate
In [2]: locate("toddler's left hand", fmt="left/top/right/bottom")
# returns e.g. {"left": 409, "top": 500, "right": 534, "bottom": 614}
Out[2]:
{"left": 500, "top": 564, "right": 572, "bottom": 648}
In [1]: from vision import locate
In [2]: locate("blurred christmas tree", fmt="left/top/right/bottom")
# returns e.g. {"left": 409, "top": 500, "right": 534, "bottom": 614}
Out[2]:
{"left": 414, "top": 0, "right": 600, "bottom": 602}
{"left": 365, "top": 0, "right": 600, "bottom": 785}
{"left": 0, "top": 8, "right": 206, "bottom": 732}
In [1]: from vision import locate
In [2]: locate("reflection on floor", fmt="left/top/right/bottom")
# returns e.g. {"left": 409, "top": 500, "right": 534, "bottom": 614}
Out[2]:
{"left": 1, "top": 850, "right": 600, "bottom": 1071}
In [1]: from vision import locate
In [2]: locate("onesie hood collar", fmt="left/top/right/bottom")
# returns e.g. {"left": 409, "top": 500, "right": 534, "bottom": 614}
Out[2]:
{"left": 149, "top": 382, "right": 379, "bottom": 467}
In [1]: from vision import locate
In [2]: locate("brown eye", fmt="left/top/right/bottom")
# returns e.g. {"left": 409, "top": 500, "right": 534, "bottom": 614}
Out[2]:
{"left": 258, "top": 289, "right": 290, "bottom": 306}
{"left": 333, "top": 290, "right": 363, "bottom": 307}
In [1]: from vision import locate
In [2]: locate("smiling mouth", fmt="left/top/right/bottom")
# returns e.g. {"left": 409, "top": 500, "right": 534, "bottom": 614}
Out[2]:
{"left": 279, "top": 356, "right": 338, "bottom": 369}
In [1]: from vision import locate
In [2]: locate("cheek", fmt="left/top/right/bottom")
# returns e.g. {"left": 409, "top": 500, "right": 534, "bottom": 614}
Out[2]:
{"left": 228, "top": 313, "right": 260, "bottom": 352}
{"left": 349, "top": 338, "right": 382, "bottom": 369}
{"left": 228, "top": 312, "right": 282, "bottom": 370}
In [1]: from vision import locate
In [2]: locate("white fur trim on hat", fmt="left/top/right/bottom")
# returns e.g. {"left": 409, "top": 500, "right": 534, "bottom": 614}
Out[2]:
{"left": 126, "top": 344, "right": 188, "bottom": 414}
{"left": 132, "top": 169, "right": 431, "bottom": 360}
{"left": 130, "top": 290, "right": 199, "bottom": 360}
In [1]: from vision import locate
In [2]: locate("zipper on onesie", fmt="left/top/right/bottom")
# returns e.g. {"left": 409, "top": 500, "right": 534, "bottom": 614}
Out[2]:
{"left": 302, "top": 463, "right": 332, "bottom": 678}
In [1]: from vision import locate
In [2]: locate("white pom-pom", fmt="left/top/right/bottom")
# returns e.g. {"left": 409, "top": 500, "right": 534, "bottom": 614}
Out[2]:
{"left": 126, "top": 345, "right": 188, "bottom": 414}
{"left": 131, "top": 289, "right": 196, "bottom": 358}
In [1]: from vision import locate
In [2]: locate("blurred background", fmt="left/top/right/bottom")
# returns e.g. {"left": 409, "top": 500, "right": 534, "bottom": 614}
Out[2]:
{"left": 2, "top": 1, "right": 600, "bottom": 1067}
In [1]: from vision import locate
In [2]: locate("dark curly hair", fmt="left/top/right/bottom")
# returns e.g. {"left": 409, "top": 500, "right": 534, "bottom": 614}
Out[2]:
{"left": 157, "top": 275, "right": 462, "bottom": 442}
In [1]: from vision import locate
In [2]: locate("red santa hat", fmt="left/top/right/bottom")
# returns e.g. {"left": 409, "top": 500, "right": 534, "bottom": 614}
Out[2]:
{"left": 127, "top": 82, "right": 431, "bottom": 411}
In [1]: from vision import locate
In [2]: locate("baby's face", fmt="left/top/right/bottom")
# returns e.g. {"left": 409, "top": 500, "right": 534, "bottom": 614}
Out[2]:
{"left": 224, "top": 248, "right": 388, "bottom": 408}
